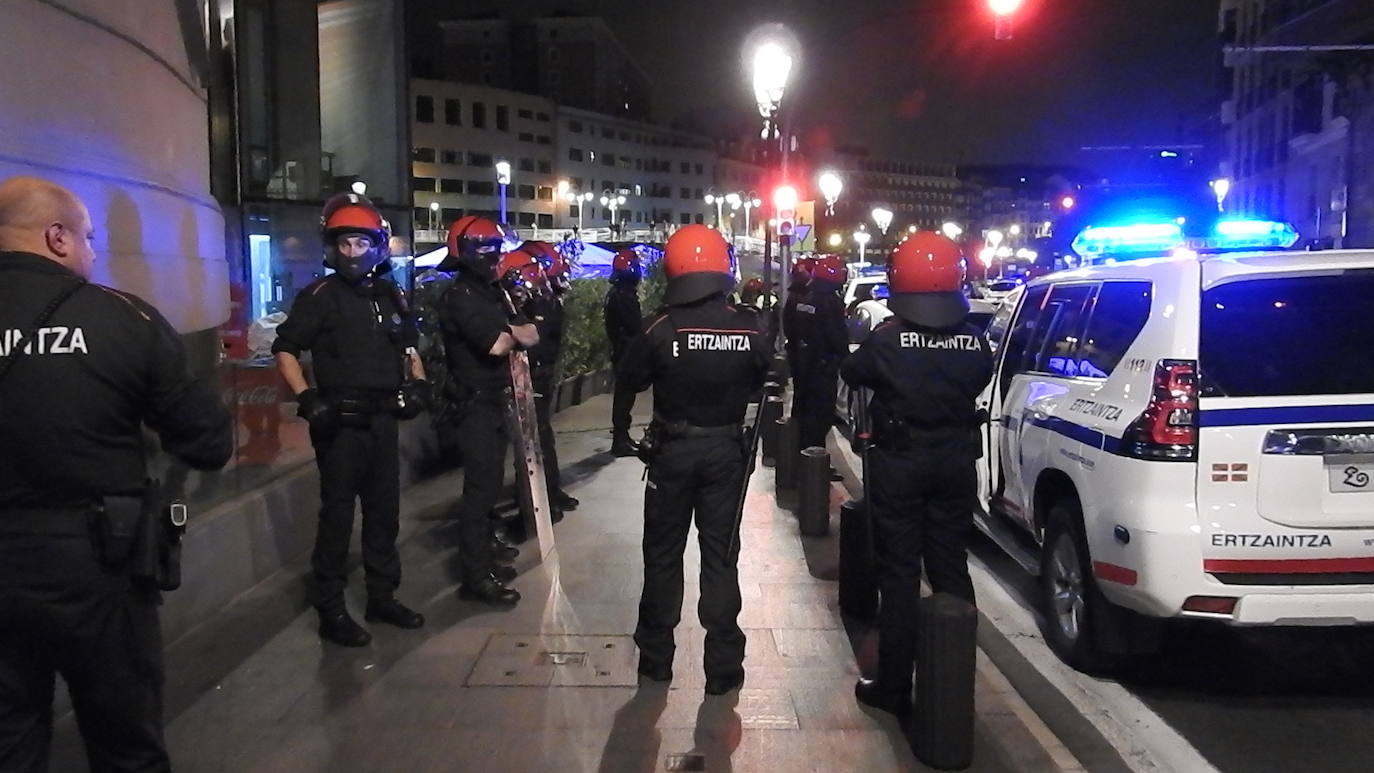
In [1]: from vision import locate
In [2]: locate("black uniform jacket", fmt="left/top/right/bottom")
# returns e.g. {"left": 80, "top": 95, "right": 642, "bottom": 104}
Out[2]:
{"left": 0, "top": 251, "right": 232, "bottom": 508}
{"left": 272, "top": 274, "right": 416, "bottom": 393}
{"left": 792, "top": 287, "right": 849, "bottom": 370}
{"left": 604, "top": 283, "right": 642, "bottom": 354}
{"left": 528, "top": 295, "right": 565, "bottom": 375}
{"left": 841, "top": 316, "right": 994, "bottom": 437}
{"left": 438, "top": 270, "right": 513, "bottom": 398}
{"left": 618, "top": 296, "right": 770, "bottom": 427}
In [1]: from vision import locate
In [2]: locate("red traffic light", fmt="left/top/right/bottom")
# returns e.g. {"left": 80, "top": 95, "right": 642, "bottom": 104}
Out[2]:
{"left": 989, "top": 0, "right": 1024, "bottom": 15}
{"left": 773, "top": 185, "right": 799, "bottom": 211}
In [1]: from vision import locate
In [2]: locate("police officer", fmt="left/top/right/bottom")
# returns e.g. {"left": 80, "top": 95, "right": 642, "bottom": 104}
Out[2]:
{"left": 840, "top": 232, "right": 993, "bottom": 714}
{"left": 620, "top": 225, "right": 769, "bottom": 695}
{"left": 791, "top": 255, "right": 849, "bottom": 466}
{"left": 520, "top": 242, "right": 580, "bottom": 514}
{"left": 0, "top": 176, "right": 233, "bottom": 770}
{"left": 605, "top": 248, "right": 643, "bottom": 456}
{"left": 437, "top": 216, "right": 535, "bottom": 606}
{"left": 780, "top": 256, "right": 815, "bottom": 385}
{"left": 272, "top": 193, "right": 428, "bottom": 647}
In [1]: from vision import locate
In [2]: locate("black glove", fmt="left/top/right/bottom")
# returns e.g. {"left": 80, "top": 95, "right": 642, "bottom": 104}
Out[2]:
{"left": 296, "top": 388, "right": 338, "bottom": 436}
{"left": 395, "top": 380, "right": 431, "bottom": 420}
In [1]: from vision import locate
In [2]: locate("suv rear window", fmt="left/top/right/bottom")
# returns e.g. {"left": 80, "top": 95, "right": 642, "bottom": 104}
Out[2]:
{"left": 1200, "top": 271, "right": 1374, "bottom": 397}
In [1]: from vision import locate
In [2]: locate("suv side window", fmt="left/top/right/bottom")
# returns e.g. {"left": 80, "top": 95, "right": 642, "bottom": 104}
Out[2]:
{"left": 985, "top": 292, "right": 1017, "bottom": 355}
{"left": 1036, "top": 284, "right": 1097, "bottom": 377}
{"left": 998, "top": 284, "right": 1049, "bottom": 394}
{"left": 1079, "top": 281, "right": 1152, "bottom": 378}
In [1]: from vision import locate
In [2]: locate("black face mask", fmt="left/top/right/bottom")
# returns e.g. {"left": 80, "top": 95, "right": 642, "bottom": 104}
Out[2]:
{"left": 333, "top": 251, "right": 383, "bottom": 284}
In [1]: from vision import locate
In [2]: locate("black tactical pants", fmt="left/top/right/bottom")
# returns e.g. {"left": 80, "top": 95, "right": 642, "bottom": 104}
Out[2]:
{"left": 634, "top": 436, "right": 747, "bottom": 682}
{"left": 868, "top": 439, "right": 977, "bottom": 696}
{"left": 0, "top": 517, "right": 168, "bottom": 773}
{"left": 533, "top": 369, "right": 563, "bottom": 497}
{"left": 311, "top": 413, "right": 402, "bottom": 610}
{"left": 611, "top": 342, "right": 637, "bottom": 440}
{"left": 453, "top": 399, "right": 508, "bottom": 585}
{"left": 794, "top": 362, "right": 839, "bottom": 453}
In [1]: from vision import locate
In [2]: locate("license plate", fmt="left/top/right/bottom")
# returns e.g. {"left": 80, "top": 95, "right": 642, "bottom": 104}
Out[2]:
{"left": 1327, "top": 454, "right": 1374, "bottom": 493}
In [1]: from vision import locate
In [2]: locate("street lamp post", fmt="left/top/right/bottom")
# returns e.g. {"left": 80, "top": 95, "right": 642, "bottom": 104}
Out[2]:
{"left": 600, "top": 190, "right": 626, "bottom": 235}
{"left": 556, "top": 180, "right": 570, "bottom": 228}
{"left": 725, "top": 192, "right": 742, "bottom": 240}
{"left": 749, "top": 25, "right": 797, "bottom": 354}
{"left": 871, "top": 207, "right": 893, "bottom": 259}
{"left": 941, "top": 221, "right": 963, "bottom": 240}
{"left": 704, "top": 191, "right": 724, "bottom": 230}
{"left": 428, "top": 201, "right": 440, "bottom": 231}
{"left": 852, "top": 229, "right": 872, "bottom": 268}
{"left": 494, "top": 160, "right": 512, "bottom": 224}
{"left": 1210, "top": 178, "right": 1231, "bottom": 212}
{"left": 742, "top": 193, "right": 760, "bottom": 240}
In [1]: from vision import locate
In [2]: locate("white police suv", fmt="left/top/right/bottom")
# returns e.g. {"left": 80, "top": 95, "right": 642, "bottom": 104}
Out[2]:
{"left": 978, "top": 218, "right": 1374, "bottom": 671}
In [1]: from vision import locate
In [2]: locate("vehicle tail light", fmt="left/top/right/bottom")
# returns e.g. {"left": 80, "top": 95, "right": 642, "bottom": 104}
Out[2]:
{"left": 1182, "top": 595, "right": 1237, "bottom": 615}
{"left": 1123, "top": 360, "right": 1198, "bottom": 461}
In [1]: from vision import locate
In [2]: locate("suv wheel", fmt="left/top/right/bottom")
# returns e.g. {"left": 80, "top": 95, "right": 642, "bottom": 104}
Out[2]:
{"left": 1041, "top": 499, "right": 1112, "bottom": 673}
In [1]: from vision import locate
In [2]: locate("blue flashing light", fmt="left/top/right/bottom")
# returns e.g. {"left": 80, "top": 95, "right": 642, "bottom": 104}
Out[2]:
{"left": 871, "top": 284, "right": 890, "bottom": 300}
{"left": 1070, "top": 222, "right": 1184, "bottom": 258}
{"left": 1210, "top": 219, "right": 1299, "bottom": 249}
{"left": 1071, "top": 218, "right": 1300, "bottom": 261}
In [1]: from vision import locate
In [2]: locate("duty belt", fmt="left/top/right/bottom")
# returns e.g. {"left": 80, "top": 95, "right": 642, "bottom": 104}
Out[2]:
{"left": 652, "top": 414, "right": 743, "bottom": 439}
{"left": 0, "top": 506, "right": 95, "bottom": 537}
{"left": 321, "top": 389, "right": 395, "bottom": 414}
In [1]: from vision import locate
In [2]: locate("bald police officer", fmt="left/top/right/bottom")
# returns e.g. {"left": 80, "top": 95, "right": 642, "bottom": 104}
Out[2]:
{"left": 841, "top": 232, "right": 993, "bottom": 715}
{"left": 0, "top": 176, "right": 232, "bottom": 771}
{"left": 619, "top": 225, "right": 769, "bottom": 695}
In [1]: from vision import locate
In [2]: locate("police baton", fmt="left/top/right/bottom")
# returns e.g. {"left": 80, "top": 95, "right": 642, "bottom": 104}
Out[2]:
{"left": 726, "top": 402, "right": 765, "bottom": 561}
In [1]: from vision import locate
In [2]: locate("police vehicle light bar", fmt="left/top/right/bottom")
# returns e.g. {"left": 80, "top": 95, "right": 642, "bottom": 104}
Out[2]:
{"left": 1070, "top": 223, "right": 1184, "bottom": 258}
{"left": 1071, "top": 219, "right": 1299, "bottom": 261}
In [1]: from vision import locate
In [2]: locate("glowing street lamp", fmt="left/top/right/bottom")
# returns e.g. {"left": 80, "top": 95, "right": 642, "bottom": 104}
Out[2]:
{"left": 818, "top": 171, "right": 843, "bottom": 215}
{"left": 828, "top": 232, "right": 843, "bottom": 248}
{"left": 428, "top": 200, "right": 440, "bottom": 230}
{"left": 742, "top": 193, "right": 761, "bottom": 238}
{"left": 704, "top": 191, "right": 725, "bottom": 230}
{"left": 852, "top": 229, "right": 872, "bottom": 267}
{"left": 725, "top": 192, "right": 742, "bottom": 239}
{"left": 986, "top": 229, "right": 1005, "bottom": 249}
{"left": 1009, "top": 223, "right": 1022, "bottom": 237}
{"left": 941, "top": 221, "right": 963, "bottom": 240}
{"left": 566, "top": 190, "right": 594, "bottom": 233}
{"left": 494, "top": 160, "right": 512, "bottom": 223}
{"left": 871, "top": 207, "right": 893, "bottom": 237}
{"left": 751, "top": 35, "right": 795, "bottom": 135}
{"left": 600, "top": 189, "right": 627, "bottom": 230}
{"left": 1210, "top": 178, "right": 1232, "bottom": 211}
{"left": 350, "top": 180, "right": 368, "bottom": 195}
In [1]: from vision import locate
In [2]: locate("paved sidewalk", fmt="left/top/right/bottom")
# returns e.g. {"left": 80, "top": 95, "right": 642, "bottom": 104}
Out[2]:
{"left": 50, "top": 393, "right": 1065, "bottom": 772}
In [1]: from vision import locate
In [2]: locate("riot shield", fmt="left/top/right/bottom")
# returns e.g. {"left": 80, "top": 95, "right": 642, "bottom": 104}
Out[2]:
{"left": 506, "top": 347, "right": 556, "bottom": 564}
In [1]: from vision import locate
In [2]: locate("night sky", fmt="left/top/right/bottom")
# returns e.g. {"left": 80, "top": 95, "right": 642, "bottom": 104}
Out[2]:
{"left": 419, "top": 0, "right": 1220, "bottom": 166}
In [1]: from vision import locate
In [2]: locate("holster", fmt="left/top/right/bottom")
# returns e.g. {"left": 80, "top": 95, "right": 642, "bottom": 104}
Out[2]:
{"left": 91, "top": 480, "right": 186, "bottom": 591}
{"left": 636, "top": 423, "right": 661, "bottom": 465}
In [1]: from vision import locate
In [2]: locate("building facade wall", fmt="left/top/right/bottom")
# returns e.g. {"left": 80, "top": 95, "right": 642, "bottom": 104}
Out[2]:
{"left": 0, "top": 0, "right": 228, "bottom": 333}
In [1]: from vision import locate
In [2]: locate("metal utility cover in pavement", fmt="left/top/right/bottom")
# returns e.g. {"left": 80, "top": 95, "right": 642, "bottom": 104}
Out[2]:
{"left": 466, "top": 634, "right": 638, "bottom": 687}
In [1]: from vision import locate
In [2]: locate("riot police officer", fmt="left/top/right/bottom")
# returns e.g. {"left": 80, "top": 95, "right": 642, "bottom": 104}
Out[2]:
{"left": 520, "top": 242, "right": 580, "bottom": 514}
{"left": 436, "top": 216, "right": 536, "bottom": 606}
{"left": 791, "top": 255, "right": 849, "bottom": 464}
{"left": 605, "top": 248, "right": 643, "bottom": 456}
{"left": 840, "top": 232, "right": 993, "bottom": 714}
{"left": 0, "top": 176, "right": 233, "bottom": 769}
{"left": 780, "top": 256, "right": 815, "bottom": 385}
{"left": 619, "top": 225, "right": 769, "bottom": 695}
{"left": 273, "top": 192, "right": 428, "bottom": 647}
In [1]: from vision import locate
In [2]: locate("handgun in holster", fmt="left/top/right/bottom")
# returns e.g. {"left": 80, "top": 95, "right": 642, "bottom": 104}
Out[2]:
{"left": 92, "top": 481, "right": 188, "bottom": 592}
{"left": 636, "top": 423, "right": 661, "bottom": 466}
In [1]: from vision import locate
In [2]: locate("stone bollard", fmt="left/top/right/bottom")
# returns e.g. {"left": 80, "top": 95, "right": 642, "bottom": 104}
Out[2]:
{"left": 910, "top": 593, "right": 979, "bottom": 771}
{"left": 838, "top": 498, "right": 877, "bottom": 619}
{"left": 759, "top": 395, "right": 784, "bottom": 468}
{"left": 797, "top": 447, "right": 831, "bottom": 536}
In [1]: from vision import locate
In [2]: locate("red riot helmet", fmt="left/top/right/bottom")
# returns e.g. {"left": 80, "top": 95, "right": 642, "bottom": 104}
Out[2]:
{"left": 887, "top": 231, "right": 969, "bottom": 328}
{"left": 519, "top": 240, "right": 572, "bottom": 294}
{"left": 611, "top": 248, "right": 642, "bottom": 285}
{"left": 439, "top": 215, "right": 507, "bottom": 279}
{"left": 496, "top": 251, "right": 549, "bottom": 309}
{"left": 663, "top": 224, "right": 736, "bottom": 306}
{"left": 321, "top": 192, "right": 390, "bottom": 283}
{"left": 810, "top": 255, "right": 847, "bottom": 291}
